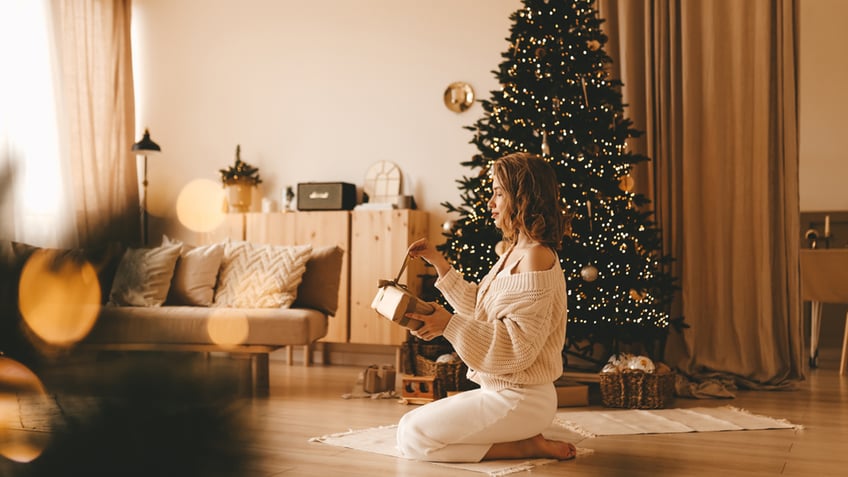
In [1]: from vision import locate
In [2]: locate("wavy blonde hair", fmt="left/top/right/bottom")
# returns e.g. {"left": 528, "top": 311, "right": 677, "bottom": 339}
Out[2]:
{"left": 492, "top": 152, "right": 567, "bottom": 249}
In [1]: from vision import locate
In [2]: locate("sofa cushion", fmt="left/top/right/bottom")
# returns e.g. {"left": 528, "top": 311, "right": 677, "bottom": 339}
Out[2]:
{"left": 213, "top": 241, "right": 312, "bottom": 308}
{"left": 162, "top": 236, "right": 224, "bottom": 306}
{"left": 293, "top": 245, "right": 344, "bottom": 316}
{"left": 108, "top": 243, "right": 182, "bottom": 307}
{"left": 87, "top": 305, "right": 328, "bottom": 347}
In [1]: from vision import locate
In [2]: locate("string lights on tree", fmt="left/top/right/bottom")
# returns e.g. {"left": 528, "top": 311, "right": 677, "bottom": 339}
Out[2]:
{"left": 438, "top": 0, "right": 678, "bottom": 365}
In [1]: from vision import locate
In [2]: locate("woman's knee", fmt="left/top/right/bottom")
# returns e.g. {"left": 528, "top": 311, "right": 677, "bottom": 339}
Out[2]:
{"left": 396, "top": 412, "right": 428, "bottom": 460}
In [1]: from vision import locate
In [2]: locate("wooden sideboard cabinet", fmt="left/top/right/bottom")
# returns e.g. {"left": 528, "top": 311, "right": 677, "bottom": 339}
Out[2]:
{"left": 204, "top": 210, "right": 427, "bottom": 348}
{"left": 244, "top": 211, "right": 351, "bottom": 344}
{"left": 199, "top": 213, "right": 246, "bottom": 243}
{"left": 349, "top": 209, "right": 429, "bottom": 345}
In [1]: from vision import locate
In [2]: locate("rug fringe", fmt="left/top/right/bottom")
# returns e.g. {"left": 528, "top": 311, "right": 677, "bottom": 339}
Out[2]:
{"left": 552, "top": 417, "right": 597, "bottom": 438}
{"left": 486, "top": 460, "right": 544, "bottom": 476}
{"left": 725, "top": 406, "right": 804, "bottom": 430}
{"left": 309, "top": 424, "right": 398, "bottom": 443}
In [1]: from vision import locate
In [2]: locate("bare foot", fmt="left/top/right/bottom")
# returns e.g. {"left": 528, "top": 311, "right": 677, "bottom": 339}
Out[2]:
{"left": 526, "top": 434, "right": 576, "bottom": 460}
{"left": 484, "top": 434, "right": 576, "bottom": 460}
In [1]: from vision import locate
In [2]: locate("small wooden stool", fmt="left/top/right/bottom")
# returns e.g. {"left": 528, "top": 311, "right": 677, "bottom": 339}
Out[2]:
{"left": 400, "top": 375, "right": 441, "bottom": 405}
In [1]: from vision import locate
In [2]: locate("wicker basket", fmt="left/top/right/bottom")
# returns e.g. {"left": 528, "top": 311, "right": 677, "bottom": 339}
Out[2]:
{"left": 416, "top": 342, "right": 454, "bottom": 361}
{"left": 401, "top": 334, "right": 478, "bottom": 395}
{"left": 599, "top": 369, "right": 676, "bottom": 409}
{"left": 414, "top": 354, "right": 475, "bottom": 393}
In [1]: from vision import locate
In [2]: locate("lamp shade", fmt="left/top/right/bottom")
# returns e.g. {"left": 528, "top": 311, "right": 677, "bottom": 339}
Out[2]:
{"left": 132, "top": 129, "right": 161, "bottom": 153}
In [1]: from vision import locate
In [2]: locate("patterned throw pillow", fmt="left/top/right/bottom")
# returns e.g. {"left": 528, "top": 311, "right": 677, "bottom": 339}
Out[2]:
{"left": 213, "top": 241, "right": 312, "bottom": 308}
{"left": 163, "top": 235, "right": 224, "bottom": 306}
{"left": 108, "top": 243, "right": 182, "bottom": 307}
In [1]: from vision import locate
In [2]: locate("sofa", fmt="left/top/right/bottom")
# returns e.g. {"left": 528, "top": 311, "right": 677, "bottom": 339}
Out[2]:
{"left": 0, "top": 237, "right": 344, "bottom": 394}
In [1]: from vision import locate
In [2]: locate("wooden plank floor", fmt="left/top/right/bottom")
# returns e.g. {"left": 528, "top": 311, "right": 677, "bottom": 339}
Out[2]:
{"left": 244, "top": 348, "right": 848, "bottom": 477}
{"left": 2, "top": 348, "right": 847, "bottom": 476}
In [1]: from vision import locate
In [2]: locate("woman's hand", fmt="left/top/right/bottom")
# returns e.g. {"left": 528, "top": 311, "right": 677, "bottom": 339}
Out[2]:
{"left": 407, "top": 237, "right": 450, "bottom": 276}
{"left": 408, "top": 303, "right": 453, "bottom": 341}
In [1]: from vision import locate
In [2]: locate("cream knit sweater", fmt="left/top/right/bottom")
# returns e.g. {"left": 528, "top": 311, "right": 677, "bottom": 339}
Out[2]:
{"left": 437, "top": 257, "right": 567, "bottom": 390}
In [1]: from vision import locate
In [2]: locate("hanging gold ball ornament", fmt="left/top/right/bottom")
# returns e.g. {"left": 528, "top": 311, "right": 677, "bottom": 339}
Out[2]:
{"left": 586, "top": 39, "right": 601, "bottom": 51}
{"left": 442, "top": 220, "right": 454, "bottom": 232}
{"left": 580, "top": 264, "right": 599, "bottom": 282}
{"left": 629, "top": 289, "right": 647, "bottom": 301}
{"left": 619, "top": 174, "right": 635, "bottom": 192}
{"left": 535, "top": 47, "right": 547, "bottom": 59}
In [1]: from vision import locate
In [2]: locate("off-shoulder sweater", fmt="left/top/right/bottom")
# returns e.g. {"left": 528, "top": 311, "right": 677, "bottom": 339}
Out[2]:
{"left": 437, "top": 256, "right": 567, "bottom": 391}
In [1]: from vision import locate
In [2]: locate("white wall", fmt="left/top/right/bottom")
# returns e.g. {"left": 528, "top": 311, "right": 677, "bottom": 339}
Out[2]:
{"left": 132, "top": 0, "right": 520, "bottom": 244}
{"left": 798, "top": 0, "right": 848, "bottom": 212}
{"left": 132, "top": 0, "right": 848, "bottom": 246}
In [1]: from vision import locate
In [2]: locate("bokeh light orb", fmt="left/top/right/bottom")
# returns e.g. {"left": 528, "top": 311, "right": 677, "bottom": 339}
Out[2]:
{"left": 176, "top": 179, "right": 226, "bottom": 233}
{"left": 18, "top": 249, "right": 101, "bottom": 346}
{"left": 0, "top": 356, "right": 49, "bottom": 463}
{"left": 206, "top": 309, "right": 249, "bottom": 347}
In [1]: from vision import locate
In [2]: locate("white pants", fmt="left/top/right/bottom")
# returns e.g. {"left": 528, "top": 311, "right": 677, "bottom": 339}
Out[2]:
{"left": 396, "top": 382, "right": 557, "bottom": 462}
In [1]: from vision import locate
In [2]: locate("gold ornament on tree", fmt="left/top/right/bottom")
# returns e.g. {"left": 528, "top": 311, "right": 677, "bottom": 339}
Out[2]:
{"left": 581, "top": 200, "right": 599, "bottom": 282}
{"left": 619, "top": 173, "right": 635, "bottom": 192}
{"left": 580, "top": 264, "right": 599, "bottom": 282}
{"left": 629, "top": 289, "right": 647, "bottom": 301}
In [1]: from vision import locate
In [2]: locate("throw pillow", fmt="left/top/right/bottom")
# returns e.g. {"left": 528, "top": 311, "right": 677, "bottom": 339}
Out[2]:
{"left": 108, "top": 243, "right": 182, "bottom": 307}
{"left": 292, "top": 245, "right": 344, "bottom": 315}
{"left": 213, "top": 241, "right": 312, "bottom": 308}
{"left": 3, "top": 241, "right": 125, "bottom": 305}
{"left": 162, "top": 235, "right": 224, "bottom": 306}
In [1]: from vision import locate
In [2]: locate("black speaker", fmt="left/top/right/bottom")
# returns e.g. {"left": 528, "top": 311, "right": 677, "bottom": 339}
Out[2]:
{"left": 297, "top": 182, "right": 356, "bottom": 211}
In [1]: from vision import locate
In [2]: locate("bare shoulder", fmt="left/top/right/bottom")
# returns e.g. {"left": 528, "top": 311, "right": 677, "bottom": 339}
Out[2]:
{"left": 517, "top": 244, "right": 557, "bottom": 273}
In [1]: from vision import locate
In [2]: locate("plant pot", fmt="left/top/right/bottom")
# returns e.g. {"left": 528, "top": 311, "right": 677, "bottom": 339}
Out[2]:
{"left": 226, "top": 183, "right": 254, "bottom": 212}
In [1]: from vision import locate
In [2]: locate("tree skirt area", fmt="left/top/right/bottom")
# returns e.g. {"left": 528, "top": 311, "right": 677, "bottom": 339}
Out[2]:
{"left": 310, "top": 406, "right": 800, "bottom": 477}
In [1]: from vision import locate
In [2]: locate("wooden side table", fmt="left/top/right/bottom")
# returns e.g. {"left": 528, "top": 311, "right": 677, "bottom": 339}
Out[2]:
{"left": 799, "top": 249, "right": 848, "bottom": 374}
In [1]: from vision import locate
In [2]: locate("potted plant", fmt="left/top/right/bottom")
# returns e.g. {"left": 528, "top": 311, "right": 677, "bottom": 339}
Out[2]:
{"left": 219, "top": 144, "right": 262, "bottom": 212}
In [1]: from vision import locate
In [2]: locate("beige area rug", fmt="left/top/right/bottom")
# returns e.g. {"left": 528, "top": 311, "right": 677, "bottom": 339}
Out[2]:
{"left": 310, "top": 406, "right": 800, "bottom": 477}
{"left": 310, "top": 423, "right": 588, "bottom": 476}
{"left": 554, "top": 406, "right": 800, "bottom": 437}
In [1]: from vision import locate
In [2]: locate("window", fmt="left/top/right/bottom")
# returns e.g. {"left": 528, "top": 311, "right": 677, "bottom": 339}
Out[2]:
{"left": 0, "top": 0, "right": 69, "bottom": 247}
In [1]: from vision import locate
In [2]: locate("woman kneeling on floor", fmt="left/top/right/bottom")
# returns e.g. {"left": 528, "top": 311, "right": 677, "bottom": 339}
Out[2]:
{"left": 397, "top": 152, "right": 576, "bottom": 462}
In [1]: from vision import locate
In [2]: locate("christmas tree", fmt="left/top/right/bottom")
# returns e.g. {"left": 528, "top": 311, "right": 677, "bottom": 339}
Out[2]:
{"left": 439, "top": 0, "right": 677, "bottom": 365}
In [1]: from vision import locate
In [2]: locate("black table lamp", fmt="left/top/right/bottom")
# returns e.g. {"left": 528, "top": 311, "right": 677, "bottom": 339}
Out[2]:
{"left": 132, "top": 129, "right": 161, "bottom": 246}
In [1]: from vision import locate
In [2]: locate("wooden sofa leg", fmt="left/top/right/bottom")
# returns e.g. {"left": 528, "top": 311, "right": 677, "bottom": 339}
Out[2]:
{"left": 303, "top": 344, "right": 311, "bottom": 367}
{"left": 840, "top": 311, "right": 848, "bottom": 376}
{"left": 286, "top": 346, "right": 294, "bottom": 366}
{"left": 251, "top": 353, "right": 270, "bottom": 396}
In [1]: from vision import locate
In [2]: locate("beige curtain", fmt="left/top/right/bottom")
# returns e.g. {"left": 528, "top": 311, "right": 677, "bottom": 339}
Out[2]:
{"left": 51, "top": 0, "right": 137, "bottom": 247}
{"left": 599, "top": 0, "right": 804, "bottom": 388}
